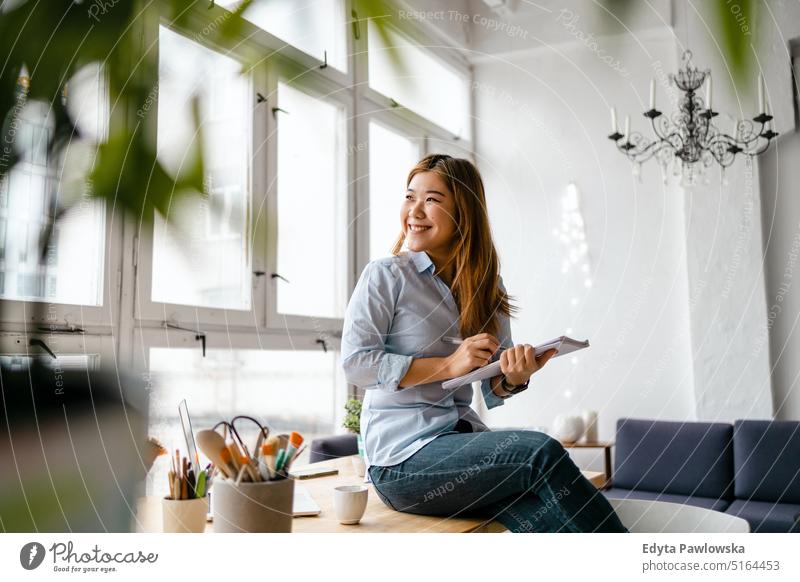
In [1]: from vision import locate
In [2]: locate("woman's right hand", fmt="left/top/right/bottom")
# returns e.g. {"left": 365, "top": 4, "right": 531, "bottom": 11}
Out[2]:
{"left": 444, "top": 333, "right": 501, "bottom": 378}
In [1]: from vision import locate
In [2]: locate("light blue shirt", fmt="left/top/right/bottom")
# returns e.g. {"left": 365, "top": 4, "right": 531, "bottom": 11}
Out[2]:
{"left": 340, "top": 250, "right": 515, "bottom": 482}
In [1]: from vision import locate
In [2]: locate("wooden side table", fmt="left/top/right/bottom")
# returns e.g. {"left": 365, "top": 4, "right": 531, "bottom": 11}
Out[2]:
{"left": 560, "top": 440, "right": 614, "bottom": 488}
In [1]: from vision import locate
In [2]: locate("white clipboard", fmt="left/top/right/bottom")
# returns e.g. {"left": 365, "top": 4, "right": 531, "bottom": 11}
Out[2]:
{"left": 441, "top": 336, "right": 589, "bottom": 390}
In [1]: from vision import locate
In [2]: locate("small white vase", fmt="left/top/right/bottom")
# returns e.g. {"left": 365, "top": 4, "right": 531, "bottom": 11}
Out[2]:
{"left": 580, "top": 410, "right": 598, "bottom": 443}
{"left": 351, "top": 455, "right": 366, "bottom": 477}
{"left": 553, "top": 414, "right": 584, "bottom": 443}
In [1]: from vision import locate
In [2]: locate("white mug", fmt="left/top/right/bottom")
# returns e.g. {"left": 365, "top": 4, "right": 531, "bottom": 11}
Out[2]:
{"left": 333, "top": 485, "right": 368, "bottom": 525}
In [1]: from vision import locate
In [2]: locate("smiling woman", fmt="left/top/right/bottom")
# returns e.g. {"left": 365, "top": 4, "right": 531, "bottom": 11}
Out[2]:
{"left": 341, "top": 154, "right": 628, "bottom": 533}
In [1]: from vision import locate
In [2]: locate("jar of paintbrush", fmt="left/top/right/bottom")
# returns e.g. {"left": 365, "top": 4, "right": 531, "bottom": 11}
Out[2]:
{"left": 162, "top": 448, "right": 211, "bottom": 533}
{"left": 197, "top": 428, "right": 303, "bottom": 533}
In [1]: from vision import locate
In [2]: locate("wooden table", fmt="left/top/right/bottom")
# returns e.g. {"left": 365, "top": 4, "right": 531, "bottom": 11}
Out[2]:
{"left": 136, "top": 455, "right": 606, "bottom": 533}
{"left": 560, "top": 440, "right": 614, "bottom": 488}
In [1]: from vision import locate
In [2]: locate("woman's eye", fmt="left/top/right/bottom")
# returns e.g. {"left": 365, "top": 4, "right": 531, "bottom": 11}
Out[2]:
{"left": 405, "top": 194, "right": 413, "bottom": 200}
{"left": 426, "top": 197, "right": 439, "bottom": 203}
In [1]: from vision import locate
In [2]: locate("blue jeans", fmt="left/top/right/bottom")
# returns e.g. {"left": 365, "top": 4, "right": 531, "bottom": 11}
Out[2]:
{"left": 368, "top": 430, "right": 628, "bottom": 533}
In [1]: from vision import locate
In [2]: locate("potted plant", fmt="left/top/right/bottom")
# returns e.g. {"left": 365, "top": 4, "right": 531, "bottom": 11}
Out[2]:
{"left": 343, "top": 398, "right": 365, "bottom": 476}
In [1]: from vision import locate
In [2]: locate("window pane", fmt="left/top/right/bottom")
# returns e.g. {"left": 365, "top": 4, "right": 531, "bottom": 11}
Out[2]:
{"left": 146, "top": 347, "right": 342, "bottom": 496}
{"left": 219, "top": 0, "right": 347, "bottom": 72}
{"left": 368, "top": 22, "right": 470, "bottom": 139}
{"left": 152, "top": 26, "right": 252, "bottom": 310}
{"left": 368, "top": 121, "right": 420, "bottom": 260}
{"left": 0, "top": 354, "right": 98, "bottom": 372}
{"left": 0, "top": 79, "right": 106, "bottom": 306}
{"left": 276, "top": 82, "right": 346, "bottom": 319}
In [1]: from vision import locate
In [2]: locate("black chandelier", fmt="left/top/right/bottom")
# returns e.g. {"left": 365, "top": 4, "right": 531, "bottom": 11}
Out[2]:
{"left": 609, "top": 50, "right": 778, "bottom": 184}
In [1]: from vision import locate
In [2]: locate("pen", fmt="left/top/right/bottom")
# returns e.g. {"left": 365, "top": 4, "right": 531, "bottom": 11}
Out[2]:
{"left": 442, "top": 336, "right": 462, "bottom": 345}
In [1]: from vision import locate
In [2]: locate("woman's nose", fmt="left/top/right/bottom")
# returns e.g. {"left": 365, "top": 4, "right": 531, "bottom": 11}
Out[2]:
{"left": 409, "top": 201, "right": 426, "bottom": 218}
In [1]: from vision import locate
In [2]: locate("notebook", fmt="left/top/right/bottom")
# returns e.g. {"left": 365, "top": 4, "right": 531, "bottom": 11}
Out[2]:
{"left": 293, "top": 484, "right": 322, "bottom": 517}
{"left": 441, "top": 336, "right": 590, "bottom": 390}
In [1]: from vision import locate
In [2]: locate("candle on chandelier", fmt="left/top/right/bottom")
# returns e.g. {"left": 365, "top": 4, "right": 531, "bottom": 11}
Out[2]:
{"left": 649, "top": 79, "right": 656, "bottom": 110}
{"left": 758, "top": 73, "right": 764, "bottom": 113}
{"left": 732, "top": 117, "right": 739, "bottom": 140}
{"left": 705, "top": 73, "right": 712, "bottom": 110}
{"left": 610, "top": 107, "right": 618, "bottom": 133}
{"left": 624, "top": 115, "right": 630, "bottom": 139}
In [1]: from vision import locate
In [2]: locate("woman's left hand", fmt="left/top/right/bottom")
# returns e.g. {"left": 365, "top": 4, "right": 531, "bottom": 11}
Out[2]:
{"left": 500, "top": 344, "right": 558, "bottom": 386}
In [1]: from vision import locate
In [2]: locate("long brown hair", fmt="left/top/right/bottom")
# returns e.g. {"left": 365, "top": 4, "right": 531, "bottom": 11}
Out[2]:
{"left": 391, "top": 154, "right": 518, "bottom": 338}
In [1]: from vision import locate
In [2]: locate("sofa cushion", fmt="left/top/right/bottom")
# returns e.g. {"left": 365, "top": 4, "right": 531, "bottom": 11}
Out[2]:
{"left": 614, "top": 418, "right": 734, "bottom": 499}
{"left": 733, "top": 420, "right": 800, "bottom": 504}
{"left": 603, "top": 488, "right": 731, "bottom": 512}
{"left": 725, "top": 499, "right": 800, "bottom": 533}
{"left": 309, "top": 434, "right": 358, "bottom": 463}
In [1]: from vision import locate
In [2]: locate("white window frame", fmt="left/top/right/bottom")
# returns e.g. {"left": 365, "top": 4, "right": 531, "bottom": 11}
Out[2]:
{"left": 265, "top": 60, "right": 354, "bottom": 334}
{"left": 362, "top": 18, "right": 473, "bottom": 143}
{"left": 131, "top": 327, "right": 341, "bottom": 373}
{"left": 0, "top": 330, "right": 118, "bottom": 370}
{"left": 131, "top": 10, "right": 268, "bottom": 330}
{"left": 0, "top": 65, "right": 120, "bottom": 330}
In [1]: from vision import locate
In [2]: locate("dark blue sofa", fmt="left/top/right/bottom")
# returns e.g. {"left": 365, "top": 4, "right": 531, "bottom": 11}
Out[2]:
{"left": 603, "top": 418, "right": 800, "bottom": 532}
{"left": 309, "top": 433, "right": 358, "bottom": 463}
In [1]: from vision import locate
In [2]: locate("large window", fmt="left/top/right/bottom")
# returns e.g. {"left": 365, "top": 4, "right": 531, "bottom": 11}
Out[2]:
{"left": 275, "top": 82, "right": 347, "bottom": 320}
{"left": 151, "top": 25, "right": 252, "bottom": 311}
{"left": 368, "top": 21, "right": 471, "bottom": 140}
{"left": 1, "top": 1, "right": 473, "bottom": 476}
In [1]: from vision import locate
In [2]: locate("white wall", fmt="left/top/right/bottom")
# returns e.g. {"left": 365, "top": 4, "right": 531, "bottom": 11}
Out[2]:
{"left": 469, "top": 15, "right": 697, "bottom": 460}
{"left": 760, "top": 129, "right": 800, "bottom": 420}
{"left": 670, "top": 0, "right": 800, "bottom": 422}
{"left": 755, "top": 2, "right": 800, "bottom": 421}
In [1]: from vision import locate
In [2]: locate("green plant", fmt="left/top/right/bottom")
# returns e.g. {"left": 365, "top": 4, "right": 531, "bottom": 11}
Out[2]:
{"left": 343, "top": 398, "right": 363, "bottom": 434}
{"left": 601, "top": 0, "right": 757, "bottom": 87}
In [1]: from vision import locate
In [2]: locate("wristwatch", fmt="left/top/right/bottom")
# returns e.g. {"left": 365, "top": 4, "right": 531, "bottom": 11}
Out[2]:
{"left": 500, "top": 375, "right": 529, "bottom": 397}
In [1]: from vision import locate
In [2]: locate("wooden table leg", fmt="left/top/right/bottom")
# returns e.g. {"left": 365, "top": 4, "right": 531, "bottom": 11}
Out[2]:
{"left": 604, "top": 447, "right": 612, "bottom": 488}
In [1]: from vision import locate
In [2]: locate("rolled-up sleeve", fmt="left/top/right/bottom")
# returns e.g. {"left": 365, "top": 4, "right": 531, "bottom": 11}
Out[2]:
{"left": 481, "top": 277, "right": 515, "bottom": 409}
{"left": 341, "top": 261, "right": 413, "bottom": 392}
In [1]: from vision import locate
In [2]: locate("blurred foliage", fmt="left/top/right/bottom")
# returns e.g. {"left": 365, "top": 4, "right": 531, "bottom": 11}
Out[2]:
{"left": 714, "top": 0, "right": 754, "bottom": 86}
{"left": 601, "top": 0, "right": 757, "bottom": 86}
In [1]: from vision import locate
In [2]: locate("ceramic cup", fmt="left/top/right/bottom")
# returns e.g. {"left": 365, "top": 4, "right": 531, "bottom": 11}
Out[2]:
{"left": 162, "top": 496, "right": 208, "bottom": 533}
{"left": 333, "top": 485, "right": 368, "bottom": 525}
